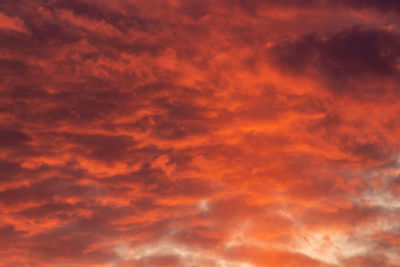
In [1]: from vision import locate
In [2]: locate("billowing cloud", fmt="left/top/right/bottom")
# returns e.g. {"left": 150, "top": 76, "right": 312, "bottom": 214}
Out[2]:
{"left": 1, "top": 0, "right": 400, "bottom": 266}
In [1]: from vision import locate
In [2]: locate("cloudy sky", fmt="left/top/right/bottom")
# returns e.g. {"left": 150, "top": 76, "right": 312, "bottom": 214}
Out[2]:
{"left": 1, "top": 0, "right": 400, "bottom": 266}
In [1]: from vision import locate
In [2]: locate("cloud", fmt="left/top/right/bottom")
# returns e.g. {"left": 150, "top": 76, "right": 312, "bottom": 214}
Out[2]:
{"left": 268, "top": 27, "right": 400, "bottom": 95}
{"left": 1, "top": 0, "right": 400, "bottom": 266}
{"left": 0, "top": 12, "right": 29, "bottom": 33}
{"left": 338, "top": 0, "right": 400, "bottom": 14}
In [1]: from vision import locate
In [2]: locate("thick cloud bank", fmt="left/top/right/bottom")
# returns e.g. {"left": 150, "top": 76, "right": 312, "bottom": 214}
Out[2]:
{"left": 1, "top": 0, "right": 400, "bottom": 266}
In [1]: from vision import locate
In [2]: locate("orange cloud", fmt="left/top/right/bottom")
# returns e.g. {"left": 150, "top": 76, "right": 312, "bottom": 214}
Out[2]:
{"left": 1, "top": 0, "right": 400, "bottom": 266}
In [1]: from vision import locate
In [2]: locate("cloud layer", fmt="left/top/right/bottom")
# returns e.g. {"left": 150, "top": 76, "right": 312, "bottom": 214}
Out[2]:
{"left": 1, "top": 0, "right": 400, "bottom": 266}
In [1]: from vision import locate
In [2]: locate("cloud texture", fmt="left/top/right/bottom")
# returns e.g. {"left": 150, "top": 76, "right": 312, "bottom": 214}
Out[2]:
{"left": 1, "top": 0, "right": 400, "bottom": 266}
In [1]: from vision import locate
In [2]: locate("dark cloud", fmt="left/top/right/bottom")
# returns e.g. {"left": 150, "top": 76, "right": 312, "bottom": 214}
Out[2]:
{"left": 0, "top": 178, "right": 91, "bottom": 205}
{"left": 0, "top": 224, "right": 26, "bottom": 248}
{"left": 269, "top": 27, "right": 400, "bottom": 94}
{"left": 16, "top": 202, "right": 78, "bottom": 219}
{"left": 0, "top": 160, "right": 23, "bottom": 183}
{"left": 225, "top": 0, "right": 319, "bottom": 15}
{"left": 0, "top": 128, "right": 30, "bottom": 147}
{"left": 339, "top": 0, "right": 400, "bottom": 14}
{"left": 62, "top": 132, "right": 135, "bottom": 162}
{"left": 178, "top": 0, "right": 210, "bottom": 19}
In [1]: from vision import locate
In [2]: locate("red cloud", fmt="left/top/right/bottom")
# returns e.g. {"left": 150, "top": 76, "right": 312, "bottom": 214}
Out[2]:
{"left": 1, "top": 0, "right": 400, "bottom": 266}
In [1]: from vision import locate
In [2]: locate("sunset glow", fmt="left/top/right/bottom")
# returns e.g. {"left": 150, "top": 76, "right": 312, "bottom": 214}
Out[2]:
{"left": 1, "top": 1, "right": 400, "bottom": 266}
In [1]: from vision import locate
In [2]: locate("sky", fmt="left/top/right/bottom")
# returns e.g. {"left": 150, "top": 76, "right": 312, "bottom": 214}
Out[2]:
{"left": 1, "top": 0, "right": 400, "bottom": 266}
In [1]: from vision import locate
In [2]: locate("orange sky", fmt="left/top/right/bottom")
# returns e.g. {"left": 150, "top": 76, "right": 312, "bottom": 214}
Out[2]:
{"left": 1, "top": 1, "right": 400, "bottom": 266}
